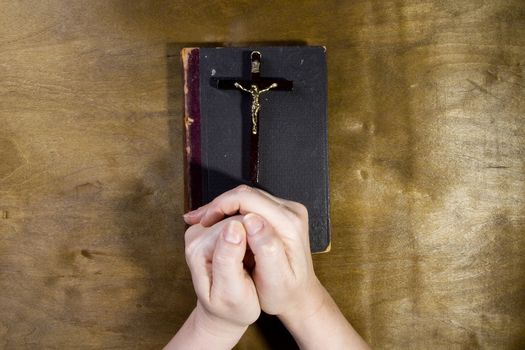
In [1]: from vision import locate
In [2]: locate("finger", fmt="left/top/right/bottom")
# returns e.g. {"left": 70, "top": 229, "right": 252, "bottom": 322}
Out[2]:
{"left": 199, "top": 185, "right": 293, "bottom": 228}
{"left": 185, "top": 216, "right": 244, "bottom": 302}
{"left": 183, "top": 186, "right": 285, "bottom": 226}
{"left": 185, "top": 247, "right": 211, "bottom": 302}
{"left": 210, "top": 220, "right": 248, "bottom": 302}
{"left": 185, "top": 223, "right": 214, "bottom": 302}
{"left": 183, "top": 205, "right": 207, "bottom": 225}
{"left": 243, "top": 213, "right": 294, "bottom": 285}
{"left": 185, "top": 215, "right": 245, "bottom": 250}
{"left": 254, "top": 187, "right": 288, "bottom": 205}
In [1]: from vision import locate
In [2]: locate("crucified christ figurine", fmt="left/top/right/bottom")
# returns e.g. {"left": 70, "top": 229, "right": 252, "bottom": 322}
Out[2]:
{"left": 234, "top": 82, "right": 278, "bottom": 134}
{"left": 214, "top": 51, "right": 293, "bottom": 184}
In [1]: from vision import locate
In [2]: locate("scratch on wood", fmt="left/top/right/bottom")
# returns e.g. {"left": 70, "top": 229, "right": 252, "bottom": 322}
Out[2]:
{"left": 81, "top": 249, "right": 94, "bottom": 259}
{"left": 486, "top": 165, "right": 510, "bottom": 169}
{"left": 75, "top": 181, "right": 103, "bottom": 199}
{"left": 80, "top": 249, "right": 108, "bottom": 259}
{"left": 467, "top": 79, "right": 501, "bottom": 100}
{"left": 2, "top": 210, "right": 8, "bottom": 219}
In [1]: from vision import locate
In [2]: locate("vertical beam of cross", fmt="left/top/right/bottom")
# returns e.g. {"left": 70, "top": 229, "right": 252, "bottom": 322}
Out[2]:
{"left": 213, "top": 51, "right": 293, "bottom": 184}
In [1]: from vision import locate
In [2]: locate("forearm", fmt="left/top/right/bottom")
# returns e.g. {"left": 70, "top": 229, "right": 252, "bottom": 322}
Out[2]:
{"left": 279, "top": 282, "right": 370, "bottom": 350}
{"left": 164, "top": 304, "right": 247, "bottom": 350}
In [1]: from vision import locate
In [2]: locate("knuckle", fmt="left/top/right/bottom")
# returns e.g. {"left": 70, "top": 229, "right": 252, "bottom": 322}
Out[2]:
{"left": 289, "top": 202, "right": 308, "bottom": 219}
{"left": 184, "top": 224, "right": 201, "bottom": 245}
{"left": 295, "top": 203, "right": 309, "bottom": 218}
{"left": 184, "top": 237, "right": 204, "bottom": 266}
{"left": 184, "top": 239, "right": 193, "bottom": 258}
{"left": 184, "top": 229, "right": 193, "bottom": 247}
{"left": 205, "top": 202, "right": 224, "bottom": 221}
{"left": 184, "top": 230, "right": 198, "bottom": 254}
{"left": 203, "top": 202, "right": 217, "bottom": 216}
{"left": 184, "top": 244, "right": 191, "bottom": 259}
{"left": 184, "top": 244, "right": 199, "bottom": 266}
{"left": 286, "top": 210, "right": 305, "bottom": 230}
{"left": 235, "top": 184, "right": 252, "bottom": 194}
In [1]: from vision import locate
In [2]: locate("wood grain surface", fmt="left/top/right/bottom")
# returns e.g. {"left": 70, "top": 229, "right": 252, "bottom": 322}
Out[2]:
{"left": 1, "top": 1, "right": 524, "bottom": 349}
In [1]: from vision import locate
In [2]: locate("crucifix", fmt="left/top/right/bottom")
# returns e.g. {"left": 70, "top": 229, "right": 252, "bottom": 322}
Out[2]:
{"left": 213, "top": 51, "right": 293, "bottom": 184}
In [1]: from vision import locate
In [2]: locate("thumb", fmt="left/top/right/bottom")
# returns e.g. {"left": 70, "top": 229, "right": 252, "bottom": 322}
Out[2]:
{"left": 211, "top": 220, "right": 248, "bottom": 298}
{"left": 243, "top": 213, "right": 293, "bottom": 285}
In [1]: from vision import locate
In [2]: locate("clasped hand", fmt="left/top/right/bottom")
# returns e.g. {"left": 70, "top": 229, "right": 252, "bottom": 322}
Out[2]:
{"left": 183, "top": 185, "right": 323, "bottom": 337}
{"left": 166, "top": 185, "right": 370, "bottom": 350}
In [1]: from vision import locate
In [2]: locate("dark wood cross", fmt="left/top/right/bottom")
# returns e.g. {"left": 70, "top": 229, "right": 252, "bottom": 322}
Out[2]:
{"left": 213, "top": 51, "right": 293, "bottom": 184}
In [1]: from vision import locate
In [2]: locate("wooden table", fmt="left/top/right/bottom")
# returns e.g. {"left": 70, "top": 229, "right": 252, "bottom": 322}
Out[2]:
{"left": 1, "top": 1, "right": 524, "bottom": 348}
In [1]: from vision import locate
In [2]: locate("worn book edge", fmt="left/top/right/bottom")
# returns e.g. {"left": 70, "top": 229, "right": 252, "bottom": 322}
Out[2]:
{"left": 181, "top": 47, "right": 202, "bottom": 212}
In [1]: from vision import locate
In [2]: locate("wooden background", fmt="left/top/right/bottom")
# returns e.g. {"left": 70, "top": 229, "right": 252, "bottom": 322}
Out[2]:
{"left": 1, "top": 1, "right": 524, "bottom": 349}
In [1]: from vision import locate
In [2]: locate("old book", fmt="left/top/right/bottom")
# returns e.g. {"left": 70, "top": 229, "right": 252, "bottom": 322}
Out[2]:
{"left": 182, "top": 46, "right": 330, "bottom": 253}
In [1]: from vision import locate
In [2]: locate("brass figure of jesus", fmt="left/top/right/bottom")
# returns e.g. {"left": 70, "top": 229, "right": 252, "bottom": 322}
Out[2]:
{"left": 214, "top": 51, "right": 293, "bottom": 184}
{"left": 234, "top": 82, "right": 278, "bottom": 134}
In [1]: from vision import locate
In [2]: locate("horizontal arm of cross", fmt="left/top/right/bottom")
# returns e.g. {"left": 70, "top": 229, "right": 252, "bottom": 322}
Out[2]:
{"left": 211, "top": 77, "right": 293, "bottom": 91}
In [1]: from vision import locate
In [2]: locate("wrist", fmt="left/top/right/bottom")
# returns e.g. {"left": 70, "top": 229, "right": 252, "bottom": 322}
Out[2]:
{"left": 278, "top": 277, "right": 327, "bottom": 330}
{"left": 164, "top": 304, "right": 248, "bottom": 350}
{"left": 276, "top": 282, "right": 371, "bottom": 350}
{"left": 191, "top": 302, "right": 248, "bottom": 347}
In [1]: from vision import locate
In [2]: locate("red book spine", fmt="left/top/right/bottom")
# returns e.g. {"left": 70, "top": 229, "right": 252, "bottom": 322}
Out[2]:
{"left": 182, "top": 48, "right": 202, "bottom": 211}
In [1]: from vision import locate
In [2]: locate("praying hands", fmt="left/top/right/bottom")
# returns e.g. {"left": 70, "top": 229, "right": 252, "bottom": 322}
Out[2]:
{"left": 164, "top": 185, "right": 370, "bottom": 350}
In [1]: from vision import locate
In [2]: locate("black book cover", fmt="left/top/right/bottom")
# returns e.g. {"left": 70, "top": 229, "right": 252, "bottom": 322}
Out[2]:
{"left": 182, "top": 46, "right": 330, "bottom": 253}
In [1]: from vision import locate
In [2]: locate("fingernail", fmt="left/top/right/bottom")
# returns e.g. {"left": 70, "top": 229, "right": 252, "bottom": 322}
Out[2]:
{"left": 224, "top": 222, "right": 242, "bottom": 244}
{"left": 184, "top": 206, "right": 203, "bottom": 217}
{"left": 244, "top": 214, "right": 264, "bottom": 236}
